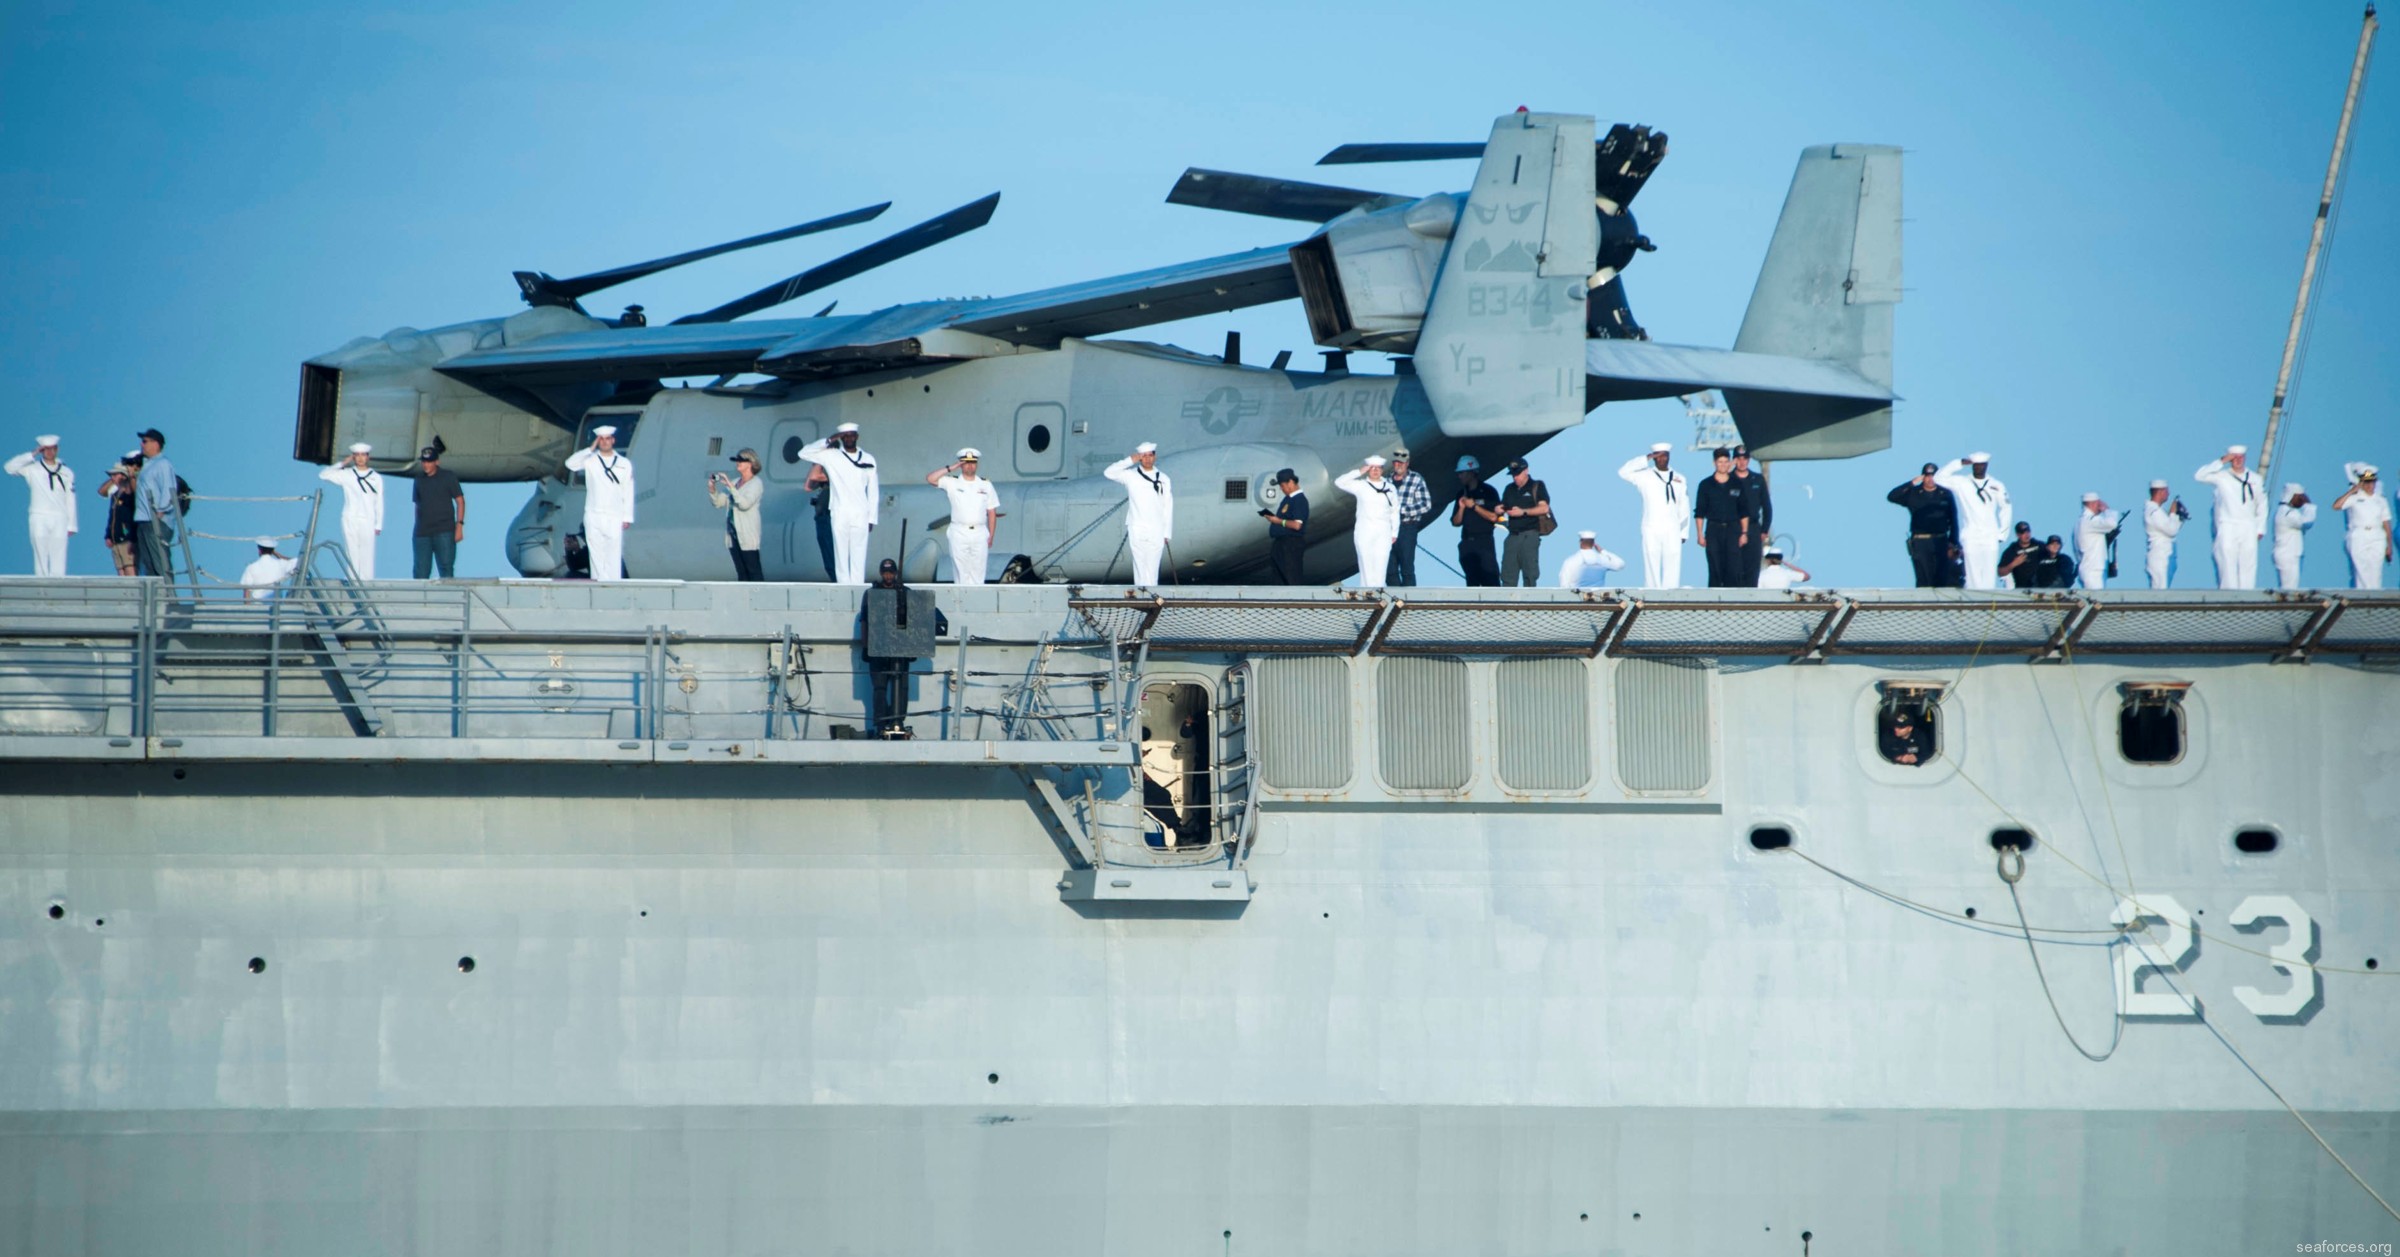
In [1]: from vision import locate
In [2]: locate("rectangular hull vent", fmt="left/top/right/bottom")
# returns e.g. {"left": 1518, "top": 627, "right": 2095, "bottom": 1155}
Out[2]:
{"left": 1257, "top": 655, "right": 1350, "bottom": 789}
{"left": 1499, "top": 657, "right": 1590, "bottom": 790}
{"left": 1378, "top": 655, "right": 1471, "bottom": 791}
{"left": 1614, "top": 657, "right": 1711, "bottom": 793}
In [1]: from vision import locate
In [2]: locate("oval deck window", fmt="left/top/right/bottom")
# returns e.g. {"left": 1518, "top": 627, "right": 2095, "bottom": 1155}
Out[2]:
{"left": 1990, "top": 827, "right": 2034, "bottom": 852}
{"left": 2234, "top": 828, "right": 2279, "bottom": 855}
{"left": 1749, "top": 826, "right": 1793, "bottom": 851}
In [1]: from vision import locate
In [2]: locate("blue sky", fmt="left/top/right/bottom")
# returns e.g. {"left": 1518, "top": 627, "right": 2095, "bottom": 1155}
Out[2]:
{"left": 3, "top": 0, "right": 2391, "bottom": 586}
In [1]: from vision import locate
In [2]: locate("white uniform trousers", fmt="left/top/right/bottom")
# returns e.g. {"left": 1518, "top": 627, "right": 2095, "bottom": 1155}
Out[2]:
{"left": 947, "top": 523, "right": 989, "bottom": 585}
{"left": 1961, "top": 536, "right": 2001, "bottom": 590}
{"left": 2212, "top": 532, "right": 2258, "bottom": 589}
{"left": 342, "top": 517, "right": 377, "bottom": 580}
{"left": 28, "top": 515, "right": 68, "bottom": 577}
{"left": 586, "top": 517, "right": 626, "bottom": 581}
{"left": 1352, "top": 531, "right": 1392, "bottom": 591}
{"left": 2272, "top": 539, "right": 2305, "bottom": 590}
{"left": 2146, "top": 539, "right": 2173, "bottom": 589}
{"left": 1639, "top": 528, "right": 1681, "bottom": 588}
{"left": 2349, "top": 531, "right": 2387, "bottom": 590}
{"left": 1128, "top": 533, "right": 1164, "bottom": 586}
{"left": 2077, "top": 548, "right": 2108, "bottom": 589}
{"left": 831, "top": 514, "right": 871, "bottom": 584}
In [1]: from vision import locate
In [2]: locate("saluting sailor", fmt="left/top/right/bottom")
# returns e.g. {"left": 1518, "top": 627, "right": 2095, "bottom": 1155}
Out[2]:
{"left": 1103, "top": 442, "right": 1174, "bottom": 586}
{"left": 2071, "top": 493, "right": 2123, "bottom": 589}
{"left": 1334, "top": 455, "right": 1400, "bottom": 591}
{"left": 5, "top": 435, "right": 75, "bottom": 576}
{"left": 2141, "top": 479, "right": 2186, "bottom": 589}
{"left": 2194, "top": 443, "right": 2267, "bottom": 589}
{"left": 1616, "top": 442, "right": 1690, "bottom": 587}
{"left": 2271, "top": 484, "right": 2316, "bottom": 590}
{"left": 926, "top": 448, "right": 1000, "bottom": 585}
{"left": 2332, "top": 463, "right": 2393, "bottom": 590}
{"left": 564, "top": 424, "right": 635, "bottom": 580}
{"left": 799, "top": 423, "right": 879, "bottom": 584}
{"left": 316, "top": 442, "right": 385, "bottom": 579}
{"left": 1556, "top": 530, "right": 1626, "bottom": 589}
{"left": 1934, "top": 452, "right": 2011, "bottom": 591}
{"left": 238, "top": 537, "right": 300, "bottom": 601}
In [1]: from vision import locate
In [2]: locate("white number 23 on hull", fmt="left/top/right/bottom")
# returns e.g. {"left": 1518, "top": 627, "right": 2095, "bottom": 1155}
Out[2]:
{"left": 2110, "top": 894, "right": 2321, "bottom": 1022}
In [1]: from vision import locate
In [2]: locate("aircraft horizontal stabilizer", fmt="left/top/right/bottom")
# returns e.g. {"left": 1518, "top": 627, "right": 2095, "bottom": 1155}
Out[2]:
{"left": 1584, "top": 340, "right": 1894, "bottom": 460}
{"left": 1166, "top": 169, "right": 1404, "bottom": 222}
{"left": 1316, "top": 142, "right": 1486, "bottom": 165}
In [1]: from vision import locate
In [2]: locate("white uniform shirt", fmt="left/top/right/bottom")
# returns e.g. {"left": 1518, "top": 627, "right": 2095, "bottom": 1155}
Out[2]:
{"left": 565, "top": 447, "right": 637, "bottom": 522}
{"left": 239, "top": 553, "right": 300, "bottom": 600}
{"left": 1104, "top": 458, "right": 1174, "bottom": 540}
{"left": 2342, "top": 490, "right": 2393, "bottom": 535}
{"left": 317, "top": 463, "right": 385, "bottom": 529}
{"left": 1556, "top": 546, "right": 1626, "bottom": 588}
{"left": 2274, "top": 502, "right": 2316, "bottom": 544}
{"left": 2144, "top": 499, "right": 2184, "bottom": 542}
{"left": 1934, "top": 460, "right": 2012, "bottom": 539}
{"left": 6, "top": 453, "right": 76, "bottom": 527}
{"left": 1757, "top": 564, "right": 1807, "bottom": 590}
{"left": 1615, "top": 456, "right": 1691, "bottom": 536}
{"left": 2074, "top": 507, "right": 2124, "bottom": 563}
{"left": 1333, "top": 469, "right": 1401, "bottom": 539}
{"left": 935, "top": 475, "right": 1001, "bottom": 529}
{"left": 2194, "top": 459, "right": 2267, "bottom": 538}
{"left": 799, "top": 443, "right": 880, "bottom": 524}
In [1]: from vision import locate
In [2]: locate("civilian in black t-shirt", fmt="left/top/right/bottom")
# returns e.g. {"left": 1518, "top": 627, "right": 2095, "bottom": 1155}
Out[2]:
{"left": 1996, "top": 523, "right": 2045, "bottom": 589}
{"left": 1498, "top": 457, "right": 1552, "bottom": 587}
{"left": 403, "top": 446, "right": 466, "bottom": 579}
{"left": 1450, "top": 457, "right": 1503, "bottom": 587}
{"left": 1691, "top": 447, "right": 1751, "bottom": 587}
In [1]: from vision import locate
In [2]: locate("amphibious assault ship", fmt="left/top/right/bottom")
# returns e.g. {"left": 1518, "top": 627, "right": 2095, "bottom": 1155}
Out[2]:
{"left": 2, "top": 570, "right": 2395, "bottom": 1254}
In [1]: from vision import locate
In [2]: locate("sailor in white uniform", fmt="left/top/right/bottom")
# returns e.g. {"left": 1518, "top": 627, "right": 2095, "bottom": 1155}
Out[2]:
{"left": 239, "top": 537, "right": 300, "bottom": 601}
{"left": 2194, "top": 443, "right": 2267, "bottom": 589}
{"left": 799, "top": 422, "right": 879, "bottom": 584}
{"left": 1556, "top": 530, "right": 1626, "bottom": 589}
{"left": 5, "top": 435, "right": 75, "bottom": 576}
{"left": 1934, "top": 453, "right": 2011, "bottom": 591}
{"left": 316, "top": 442, "right": 385, "bottom": 579}
{"left": 926, "top": 447, "right": 1001, "bottom": 585}
{"left": 2071, "top": 493, "right": 2124, "bottom": 589}
{"left": 1333, "top": 455, "right": 1400, "bottom": 590}
{"left": 2270, "top": 484, "right": 2316, "bottom": 590}
{"left": 2141, "top": 480, "right": 2185, "bottom": 588}
{"left": 563, "top": 425, "right": 636, "bottom": 580}
{"left": 1616, "top": 442, "right": 1689, "bottom": 587}
{"left": 1756, "top": 548, "right": 1812, "bottom": 590}
{"left": 1103, "top": 442, "right": 1174, "bottom": 586}
{"left": 2332, "top": 464, "right": 2393, "bottom": 590}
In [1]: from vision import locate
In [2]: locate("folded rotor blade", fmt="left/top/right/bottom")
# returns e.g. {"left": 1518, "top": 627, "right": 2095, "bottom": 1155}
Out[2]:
{"left": 1316, "top": 142, "right": 1485, "bottom": 166}
{"left": 1595, "top": 123, "right": 1668, "bottom": 209}
{"left": 1166, "top": 168, "right": 1401, "bottom": 223}
{"left": 673, "top": 193, "right": 1000, "bottom": 325}
{"left": 516, "top": 202, "right": 891, "bottom": 307}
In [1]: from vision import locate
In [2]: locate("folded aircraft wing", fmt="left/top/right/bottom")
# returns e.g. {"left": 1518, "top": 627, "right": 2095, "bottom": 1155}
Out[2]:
{"left": 438, "top": 245, "right": 1300, "bottom": 388}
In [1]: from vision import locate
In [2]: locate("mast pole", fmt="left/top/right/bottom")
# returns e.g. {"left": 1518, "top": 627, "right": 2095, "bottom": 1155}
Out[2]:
{"left": 2259, "top": 4, "right": 2379, "bottom": 486}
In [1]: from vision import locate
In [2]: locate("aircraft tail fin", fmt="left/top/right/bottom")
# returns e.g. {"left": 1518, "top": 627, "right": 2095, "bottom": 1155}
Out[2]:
{"left": 1414, "top": 111, "right": 1596, "bottom": 438}
{"left": 1726, "top": 144, "right": 1901, "bottom": 459}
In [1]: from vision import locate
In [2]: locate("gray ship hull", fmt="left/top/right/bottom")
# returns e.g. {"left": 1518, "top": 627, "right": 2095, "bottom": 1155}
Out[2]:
{"left": 3, "top": 578, "right": 2396, "bottom": 1253}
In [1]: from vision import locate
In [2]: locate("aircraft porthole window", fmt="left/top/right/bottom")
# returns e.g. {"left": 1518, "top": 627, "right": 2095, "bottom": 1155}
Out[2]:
{"left": 782, "top": 437, "right": 805, "bottom": 465}
{"left": 1026, "top": 424, "right": 1051, "bottom": 454}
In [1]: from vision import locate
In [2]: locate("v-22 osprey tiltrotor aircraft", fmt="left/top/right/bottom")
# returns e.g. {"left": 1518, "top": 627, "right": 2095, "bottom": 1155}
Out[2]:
{"left": 292, "top": 110, "right": 1901, "bottom": 583}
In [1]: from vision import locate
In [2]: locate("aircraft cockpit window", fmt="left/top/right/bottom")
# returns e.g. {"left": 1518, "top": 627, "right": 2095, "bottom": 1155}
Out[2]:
{"left": 1025, "top": 424, "right": 1051, "bottom": 453}
{"left": 1875, "top": 682, "right": 1942, "bottom": 767}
